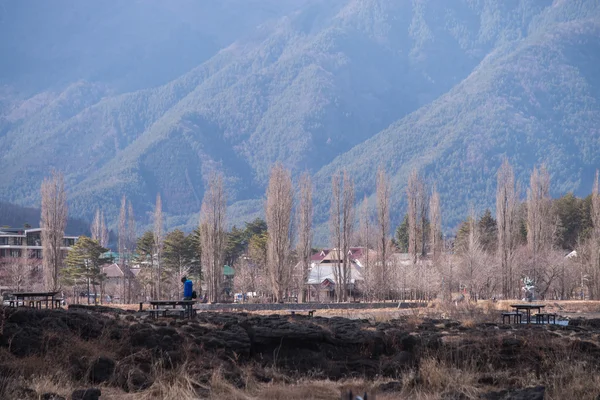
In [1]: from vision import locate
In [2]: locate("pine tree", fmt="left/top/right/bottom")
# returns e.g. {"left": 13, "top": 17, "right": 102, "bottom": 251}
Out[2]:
{"left": 63, "top": 236, "right": 111, "bottom": 304}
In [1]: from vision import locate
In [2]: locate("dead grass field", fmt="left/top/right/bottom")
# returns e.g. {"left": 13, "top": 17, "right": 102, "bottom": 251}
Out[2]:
{"left": 8, "top": 301, "right": 599, "bottom": 399}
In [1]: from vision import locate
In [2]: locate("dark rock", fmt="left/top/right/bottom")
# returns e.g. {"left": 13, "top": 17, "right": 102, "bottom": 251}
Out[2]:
{"left": 400, "top": 334, "right": 419, "bottom": 352}
{"left": 1, "top": 324, "right": 43, "bottom": 356}
{"left": 41, "top": 393, "right": 66, "bottom": 400}
{"left": 108, "top": 328, "right": 122, "bottom": 340}
{"left": 223, "top": 363, "right": 245, "bottom": 388}
{"left": 502, "top": 338, "right": 523, "bottom": 347}
{"left": 376, "top": 381, "right": 402, "bottom": 393}
{"left": 156, "top": 326, "right": 178, "bottom": 337}
{"left": 578, "top": 318, "right": 600, "bottom": 329}
{"left": 442, "top": 391, "right": 469, "bottom": 400}
{"left": 88, "top": 357, "right": 115, "bottom": 383}
{"left": 445, "top": 321, "right": 461, "bottom": 328}
{"left": 68, "top": 355, "right": 89, "bottom": 381}
{"left": 478, "top": 375, "right": 497, "bottom": 385}
{"left": 129, "top": 328, "right": 159, "bottom": 348}
{"left": 11, "top": 386, "right": 37, "bottom": 400}
{"left": 127, "top": 369, "right": 154, "bottom": 392}
{"left": 382, "top": 351, "right": 413, "bottom": 376}
{"left": 253, "top": 369, "right": 273, "bottom": 383}
{"left": 164, "top": 350, "right": 183, "bottom": 368}
{"left": 71, "top": 388, "right": 101, "bottom": 400}
{"left": 481, "top": 386, "right": 545, "bottom": 400}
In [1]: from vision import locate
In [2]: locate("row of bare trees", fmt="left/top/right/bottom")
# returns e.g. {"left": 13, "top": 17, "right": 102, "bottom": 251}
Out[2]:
{"left": 4, "top": 160, "right": 600, "bottom": 303}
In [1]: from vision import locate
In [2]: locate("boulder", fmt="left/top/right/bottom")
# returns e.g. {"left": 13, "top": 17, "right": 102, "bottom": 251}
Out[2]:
{"left": 376, "top": 381, "right": 402, "bottom": 393}
{"left": 88, "top": 357, "right": 115, "bottom": 383}
{"left": 41, "top": 393, "right": 66, "bottom": 400}
{"left": 481, "top": 386, "right": 545, "bottom": 400}
{"left": 71, "top": 388, "right": 101, "bottom": 400}
{"left": 126, "top": 368, "right": 154, "bottom": 392}
{"left": 114, "top": 362, "right": 154, "bottom": 392}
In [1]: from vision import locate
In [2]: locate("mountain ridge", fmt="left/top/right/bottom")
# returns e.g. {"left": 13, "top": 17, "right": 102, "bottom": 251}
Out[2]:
{"left": 0, "top": 0, "right": 598, "bottom": 242}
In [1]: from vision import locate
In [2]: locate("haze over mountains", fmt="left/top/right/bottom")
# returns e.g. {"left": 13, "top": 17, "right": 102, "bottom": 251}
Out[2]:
{"left": 0, "top": 0, "right": 599, "bottom": 240}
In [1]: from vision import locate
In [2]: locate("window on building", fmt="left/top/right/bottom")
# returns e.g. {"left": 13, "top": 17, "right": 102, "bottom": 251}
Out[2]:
{"left": 10, "top": 249, "right": 21, "bottom": 258}
{"left": 0, "top": 237, "right": 8, "bottom": 245}
{"left": 27, "top": 233, "right": 42, "bottom": 246}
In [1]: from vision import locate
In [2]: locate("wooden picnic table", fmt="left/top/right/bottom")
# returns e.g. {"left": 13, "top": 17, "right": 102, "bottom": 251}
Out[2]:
{"left": 12, "top": 291, "right": 61, "bottom": 309}
{"left": 285, "top": 309, "right": 316, "bottom": 317}
{"left": 510, "top": 304, "right": 545, "bottom": 324}
{"left": 149, "top": 300, "right": 196, "bottom": 319}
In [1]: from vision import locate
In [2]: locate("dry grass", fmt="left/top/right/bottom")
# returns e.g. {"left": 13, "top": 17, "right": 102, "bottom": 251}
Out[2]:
{"left": 6, "top": 301, "right": 600, "bottom": 399}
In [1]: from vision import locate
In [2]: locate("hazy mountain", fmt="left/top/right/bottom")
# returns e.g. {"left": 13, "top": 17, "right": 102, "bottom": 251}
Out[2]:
{"left": 0, "top": 0, "right": 598, "bottom": 241}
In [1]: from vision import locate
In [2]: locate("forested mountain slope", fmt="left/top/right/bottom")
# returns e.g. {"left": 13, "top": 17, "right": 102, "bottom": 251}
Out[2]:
{"left": 0, "top": 0, "right": 598, "bottom": 238}
{"left": 314, "top": 5, "right": 600, "bottom": 231}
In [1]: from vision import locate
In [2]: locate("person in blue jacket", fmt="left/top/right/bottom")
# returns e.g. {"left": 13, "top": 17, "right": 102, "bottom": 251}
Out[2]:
{"left": 181, "top": 276, "right": 197, "bottom": 300}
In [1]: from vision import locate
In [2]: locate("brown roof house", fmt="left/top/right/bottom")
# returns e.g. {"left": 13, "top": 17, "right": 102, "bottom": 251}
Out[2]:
{"left": 101, "top": 263, "right": 138, "bottom": 303}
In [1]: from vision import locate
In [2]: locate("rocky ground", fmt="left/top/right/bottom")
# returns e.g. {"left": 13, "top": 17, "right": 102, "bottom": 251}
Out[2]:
{"left": 1, "top": 306, "right": 600, "bottom": 399}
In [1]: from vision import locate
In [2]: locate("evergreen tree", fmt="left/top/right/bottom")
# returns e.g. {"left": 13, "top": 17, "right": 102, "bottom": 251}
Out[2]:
{"left": 554, "top": 193, "right": 591, "bottom": 250}
{"left": 244, "top": 218, "right": 268, "bottom": 239}
{"left": 163, "top": 229, "right": 197, "bottom": 298}
{"left": 225, "top": 226, "right": 246, "bottom": 266}
{"left": 395, "top": 214, "right": 409, "bottom": 253}
{"left": 478, "top": 209, "right": 498, "bottom": 253}
{"left": 188, "top": 227, "right": 202, "bottom": 281}
{"left": 134, "top": 231, "right": 156, "bottom": 298}
{"left": 62, "top": 236, "right": 111, "bottom": 304}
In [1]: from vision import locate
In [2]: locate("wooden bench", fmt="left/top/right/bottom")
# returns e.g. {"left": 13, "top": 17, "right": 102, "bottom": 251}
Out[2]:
{"left": 502, "top": 312, "right": 522, "bottom": 324}
{"left": 148, "top": 308, "right": 194, "bottom": 319}
{"left": 534, "top": 313, "right": 557, "bottom": 324}
{"left": 287, "top": 309, "right": 316, "bottom": 317}
{"left": 147, "top": 309, "right": 168, "bottom": 319}
{"left": 165, "top": 309, "right": 186, "bottom": 318}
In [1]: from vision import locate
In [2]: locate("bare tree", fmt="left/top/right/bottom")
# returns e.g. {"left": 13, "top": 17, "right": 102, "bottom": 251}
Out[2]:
{"left": 7, "top": 243, "right": 32, "bottom": 292}
{"left": 358, "top": 196, "right": 374, "bottom": 300}
{"left": 430, "top": 185, "right": 442, "bottom": 264}
{"left": 266, "top": 163, "right": 294, "bottom": 303}
{"left": 330, "top": 172, "right": 342, "bottom": 302}
{"left": 419, "top": 185, "right": 429, "bottom": 258}
{"left": 407, "top": 169, "right": 420, "bottom": 265}
{"left": 296, "top": 172, "right": 313, "bottom": 303}
{"left": 100, "top": 211, "right": 108, "bottom": 248}
{"left": 407, "top": 169, "right": 429, "bottom": 299}
{"left": 458, "top": 207, "right": 485, "bottom": 300}
{"left": 590, "top": 170, "right": 600, "bottom": 299}
{"left": 154, "top": 193, "right": 163, "bottom": 298}
{"left": 40, "top": 170, "right": 68, "bottom": 291}
{"left": 496, "top": 158, "right": 519, "bottom": 298}
{"left": 126, "top": 200, "right": 136, "bottom": 301}
{"left": 376, "top": 166, "right": 391, "bottom": 300}
{"left": 90, "top": 208, "right": 108, "bottom": 248}
{"left": 200, "top": 173, "right": 227, "bottom": 303}
{"left": 330, "top": 171, "right": 355, "bottom": 302}
{"left": 233, "top": 256, "right": 255, "bottom": 303}
{"left": 118, "top": 196, "right": 129, "bottom": 303}
{"left": 341, "top": 172, "right": 355, "bottom": 302}
{"left": 127, "top": 201, "right": 136, "bottom": 255}
{"left": 248, "top": 233, "right": 268, "bottom": 299}
{"left": 91, "top": 209, "right": 101, "bottom": 243}
{"left": 526, "top": 165, "right": 552, "bottom": 297}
